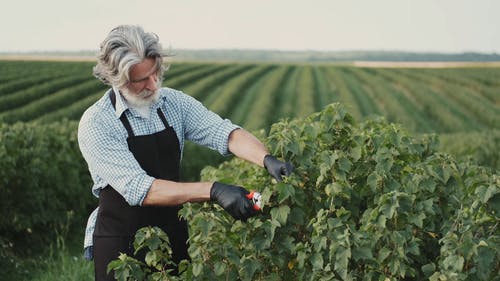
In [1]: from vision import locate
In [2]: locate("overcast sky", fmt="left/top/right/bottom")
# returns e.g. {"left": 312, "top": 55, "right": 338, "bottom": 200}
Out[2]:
{"left": 1, "top": 0, "right": 499, "bottom": 53}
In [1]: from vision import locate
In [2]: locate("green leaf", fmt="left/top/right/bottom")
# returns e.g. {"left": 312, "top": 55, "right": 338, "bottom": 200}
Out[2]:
{"left": 388, "top": 258, "right": 401, "bottom": 277}
{"left": 285, "top": 141, "right": 300, "bottom": 156}
{"left": 334, "top": 246, "right": 350, "bottom": 280}
{"left": 350, "top": 146, "right": 362, "bottom": 162}
{"left": 325, "top": 182, "right": 346, "bottom": 197}
{"left": 150, "top": 272, "right": 163, "bottom": 281}
{"left": 476, "top": 246, "right": 495, "bottom": 280}
{"left": 270, "top": 205, "right": 291, "bottom": 225}
{"left": 421, "top": 198, "right": 435, "bottom": 214}
{"left": 146, "top": 236, "right": 162, "bottom": 251}
{"left": 378, "top": 247, "right": 391, "bottom": 262}
{"left": 278, "top": 183, "right": 295, "bottom": 204}
{"left": 288, "top": 207, "right": 305, "bottom": 225}
{"left": 352, "top": 247, "right": 373, "bottom": 261}
{"left": 420, "top": 178, "right": 437, "bottom": 193}
{"left": 409, "top": 212, "right": 426, "bottom": 228}
{"left": 241, "top": 257, "right": 260, "bottom": 280}
{"left": 145, "top": 250, "right": 159, "bottom": 267}
{"left": 443, "top": 255, "right": 464, "bottom": 271}
{"left": 134, "top": 229, "right": 147, "bottom": 246}
{"left": 376, "top": 214, "right": 387, "bottom": 229}
{"left": 429, "top": 272, "right": 444, "bottom": 281}
{"left": 106, "top": 259, "right": 124, "bottom": 274}
{"left": 177, "top": 260, "right": 190, "bottom": 277}
{"left": 197, "top": 216, "right": 214, "bottom": 236}
{"left": 310, "top": 252, "right": 324, "bottom": 270}
{"left": 421, "top": 262, "right": 436, "bottom": 277}
{"left": 338, "top": 156, "right": 352, "bottom": 172}
{"left": 380, "top": 203, "right": 397, "bottom": 219}
{"left": 406, "top": 240, "right": 420, "bottom": 256}
{"left": 313, "top": 236, "right": 328, "bottom": 251}
{"left": 476, "top": 184, "right": 498, "bottom": 203}
{"left": 130, "top": 266, "right": 146, "bottom": 281}
{"left": 192, "top": 262, "right": 203, "bottom": 277}
{"left": 114, "top": 268, "right": 129, "bottom": 281}
{"left": 214, "top": 261, "right": 227, "bottom": 276}
{"left": 297, "top": 249, "right": 307, "bottom": 268}
{"left": 432, "top": 165, "right": 452, "bottom": 184}
{"left": 375, "top": 148, "right": 393, "bottom": 173}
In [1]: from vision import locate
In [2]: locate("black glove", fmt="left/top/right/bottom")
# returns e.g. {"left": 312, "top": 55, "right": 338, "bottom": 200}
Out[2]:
{"left": 210, "top": 182, "right": 257, "bottom": 221}
{"left": 264, "top": 154, "right": 294, "bottom": 182}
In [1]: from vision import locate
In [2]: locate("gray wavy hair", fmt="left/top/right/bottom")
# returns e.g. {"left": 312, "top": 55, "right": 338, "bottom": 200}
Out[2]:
{"left": 93, "top": 25, "right": 168, "bottom": 88}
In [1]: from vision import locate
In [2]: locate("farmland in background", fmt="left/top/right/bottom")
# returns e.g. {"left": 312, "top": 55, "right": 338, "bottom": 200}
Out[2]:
{"left": 0, "top": 60, "right": 499, "bottom": 133}
{"left": 1, "top": 59, "right": 499, "bottom": 179}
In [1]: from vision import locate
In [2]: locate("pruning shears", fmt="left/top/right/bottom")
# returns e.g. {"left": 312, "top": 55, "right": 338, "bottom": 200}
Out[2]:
{"left": 246, "top": 191, "right": 262, "bottom": 211}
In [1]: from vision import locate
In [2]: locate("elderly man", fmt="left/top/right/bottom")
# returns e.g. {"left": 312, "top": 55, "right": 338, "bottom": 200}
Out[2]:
{"left": 78, "top": 25, "right": 293, "bottom": 280}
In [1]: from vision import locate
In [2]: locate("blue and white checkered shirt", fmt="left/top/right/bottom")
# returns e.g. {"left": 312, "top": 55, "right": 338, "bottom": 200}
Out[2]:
{"left": 78, "top": 87, "right": 239, "bottom": 259}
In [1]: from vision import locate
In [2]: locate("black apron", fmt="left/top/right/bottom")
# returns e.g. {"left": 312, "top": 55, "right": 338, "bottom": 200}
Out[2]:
{"left": 93, "top": 90, "right": 189, "bottom": 280}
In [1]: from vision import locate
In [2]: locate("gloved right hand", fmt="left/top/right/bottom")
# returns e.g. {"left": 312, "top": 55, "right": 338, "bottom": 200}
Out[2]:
{"left": 264, "top": 154, "right": 294, "bottom": 182}
{"left": 210, "top": 182, "right": 257, "bottom": 221}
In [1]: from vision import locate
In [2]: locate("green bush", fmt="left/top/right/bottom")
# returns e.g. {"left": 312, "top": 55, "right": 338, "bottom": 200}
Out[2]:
{"left": 111, "top": 103, "right": 499, "bottom": 280}
{"left": 0, "top": 121, "right": 94, "bottom": 258}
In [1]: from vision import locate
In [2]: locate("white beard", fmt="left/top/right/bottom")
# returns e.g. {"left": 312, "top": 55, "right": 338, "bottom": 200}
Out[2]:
{"left": 120, "top": 80, "right": 162, "bottom": 110}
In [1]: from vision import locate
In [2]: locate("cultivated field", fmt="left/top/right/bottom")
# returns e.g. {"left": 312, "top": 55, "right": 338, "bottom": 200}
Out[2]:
{"left": 0, "top": 60, "right": 499, "bottom": 134}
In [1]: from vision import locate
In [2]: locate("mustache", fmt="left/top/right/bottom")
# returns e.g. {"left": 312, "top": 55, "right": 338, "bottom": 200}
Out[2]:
{"left": 136, "top": 78, "right": 162, "bottom": 98}
{"left": 136, "top": 89, "right": 155, "bottom": 98}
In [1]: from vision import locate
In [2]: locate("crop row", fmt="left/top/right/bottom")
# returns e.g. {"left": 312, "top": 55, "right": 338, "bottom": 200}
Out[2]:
{"left": 0, "top": 60, "right": 499, "bottom": 134}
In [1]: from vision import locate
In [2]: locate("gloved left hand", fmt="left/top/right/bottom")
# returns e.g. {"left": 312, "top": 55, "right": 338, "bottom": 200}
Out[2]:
{"left": 210, "top": 182, "right": 258, "bottom": 221}
{"left": 263, "top": 154, "right": 294, "bottom": 182}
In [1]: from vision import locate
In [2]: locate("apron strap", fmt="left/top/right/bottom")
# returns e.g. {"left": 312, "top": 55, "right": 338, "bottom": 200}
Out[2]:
{"left": 156, "top": 108, "right": 170, "bottom": 127}
{"left": 120, "top": 115, "right": 135, "bottom": 137}
{"left": 109, "top": 89, "right": 117, "bottom": 108}
{"left": 109, "top": 89, "right": 135, "bottom": 137}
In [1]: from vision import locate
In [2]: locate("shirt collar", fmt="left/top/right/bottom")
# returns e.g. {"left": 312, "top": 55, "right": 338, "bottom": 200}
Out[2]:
{"left": 112, "top": 86, "right": 130, "bottom": 118}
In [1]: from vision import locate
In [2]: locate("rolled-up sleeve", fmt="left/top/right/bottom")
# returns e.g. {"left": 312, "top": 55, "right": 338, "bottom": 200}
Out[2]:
{"left": 180, "top": 93, "right": 240, "bottom": 155}
{"left": 78, "top": 111, "right": 154, "bottom": 206}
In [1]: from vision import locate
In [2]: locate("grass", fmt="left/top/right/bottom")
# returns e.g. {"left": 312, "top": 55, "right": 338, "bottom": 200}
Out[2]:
{"left": 2, "top": 212, "right": 94, "bottom": 281}
{"left": 2, "top": 238, "right": 94, "bottom": 281}
{"left": 29, "top": 247, "right": 94, "bottom": 281}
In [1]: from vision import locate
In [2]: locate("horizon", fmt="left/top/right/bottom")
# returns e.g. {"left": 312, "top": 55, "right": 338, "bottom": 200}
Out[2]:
{"left": 2, "top": 49, "right": 499, "bottom": 65}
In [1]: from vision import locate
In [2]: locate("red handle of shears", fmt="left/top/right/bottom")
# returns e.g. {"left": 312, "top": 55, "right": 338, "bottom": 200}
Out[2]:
{"left": 246, "top": 191, "right": 261, "bottom": 211}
